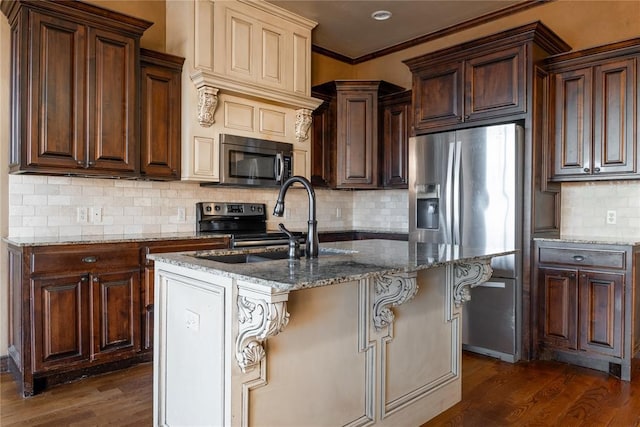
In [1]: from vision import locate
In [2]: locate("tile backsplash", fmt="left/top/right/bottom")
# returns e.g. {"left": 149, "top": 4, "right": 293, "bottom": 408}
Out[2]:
{"left": 8, "top": 176, "right": 640, "bottom": 240}
{"left": 561, "top": 181, "right": 640, "bottom": 239}
{"left": 7, "top": 175, "right": 408, "bottom": 238}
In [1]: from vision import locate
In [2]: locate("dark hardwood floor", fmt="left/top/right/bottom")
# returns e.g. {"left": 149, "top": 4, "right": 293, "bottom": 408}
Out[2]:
{"left": 2, "top": 353, "right": 639, "bottom": 426}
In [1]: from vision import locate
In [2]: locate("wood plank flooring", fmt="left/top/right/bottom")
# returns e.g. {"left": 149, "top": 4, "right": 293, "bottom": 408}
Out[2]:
{"left": 1, "top": 353, "right": 639, "bottom": 426}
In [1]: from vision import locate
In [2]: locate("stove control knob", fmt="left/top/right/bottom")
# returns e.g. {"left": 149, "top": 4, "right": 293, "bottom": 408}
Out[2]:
{"left": 214, "top": 205, "right": 221, "bottom": 212}
{"left": 205, "top": 205, "right": 213, "bottom": 212}
{"left": 257, "top": 206, "right": 263, "bottom": 213}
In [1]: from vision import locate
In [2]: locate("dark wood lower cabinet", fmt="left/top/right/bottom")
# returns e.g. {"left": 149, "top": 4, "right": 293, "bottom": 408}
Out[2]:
{"left": 6, "top": 236, "right": 229, "bottom": 396}
{"left": 535, "top": 240, "right": 638, "bottom": 380}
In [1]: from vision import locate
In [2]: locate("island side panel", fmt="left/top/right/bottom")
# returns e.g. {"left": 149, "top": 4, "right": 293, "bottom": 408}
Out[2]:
{"left": 380, "top": 266, "right": 461, "bottom": 425}
{"left": 246, "top": 280, "right": 373, "bottom": 426}
{"left": 153, "top": 264, "right": 233, "bottom": 427}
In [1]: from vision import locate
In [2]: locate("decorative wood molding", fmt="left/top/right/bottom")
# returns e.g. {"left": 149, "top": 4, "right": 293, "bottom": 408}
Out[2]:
{"left": 235, "top": 290, "right": 290, "bottom": 373}
{"left": 372, "top": 272, "right": 418, "bottom": 329}
{"left": 295, "top": 108, "right": 313, "bottom": 142}
{"left": 452, "top": 260, "right": 493, "bottom": 307}
{"left": 197, "top": 85, "right": 219, "bottom": 127}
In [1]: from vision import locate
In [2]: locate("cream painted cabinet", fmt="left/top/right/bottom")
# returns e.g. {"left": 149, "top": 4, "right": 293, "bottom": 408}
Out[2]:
{"left": 166, "top": 0, "right": 322, "bottom": 183}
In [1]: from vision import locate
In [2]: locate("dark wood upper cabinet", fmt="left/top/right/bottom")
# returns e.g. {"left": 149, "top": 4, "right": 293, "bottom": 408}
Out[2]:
{"left": 404, "top": 23, "right": 570, "bottom": 135}
{"left": 311, "top": 80, "right": 405, "bottom": 189}
{"left": 1, "top": 0, "right": 152, "bottom": 177}
{"left": 140, "top": 49, "right": 185, "bottom": 180}
{"left": 545, "top": 39, "right": 640, "bottom": 181}
{"left": 380, "top": 90, "right": 412, "bottom": 188}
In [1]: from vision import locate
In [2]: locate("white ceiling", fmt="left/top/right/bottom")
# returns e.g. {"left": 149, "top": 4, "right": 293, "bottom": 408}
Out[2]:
{"left": 268, "top": 0, "right": 529, "bottom": 61}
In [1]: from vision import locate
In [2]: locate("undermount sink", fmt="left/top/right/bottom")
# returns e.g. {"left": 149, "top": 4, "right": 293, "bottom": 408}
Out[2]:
{"left": 193, "top": 247, "right": 356, "bottom": 264}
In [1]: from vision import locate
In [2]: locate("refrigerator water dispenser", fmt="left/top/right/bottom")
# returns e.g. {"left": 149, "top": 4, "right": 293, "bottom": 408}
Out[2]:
{"left": 416, "top": 184, "right": 439, "bottom": 230}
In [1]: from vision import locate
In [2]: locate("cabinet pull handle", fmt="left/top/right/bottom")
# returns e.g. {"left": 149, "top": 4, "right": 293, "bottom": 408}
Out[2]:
{"left": 573, "top": 255, "right": 585, "bottom": 262}
{"left": 583, "top": 167, "right": 590, "bottom": 173}
{"left": 594, "top": 167, "right": 601, "bottom": 173}
{"left": 464, "top": 115, "right": 470, "bottom": 120}
{"left": 82, "top": 256, "right": 97, "bottom": 263}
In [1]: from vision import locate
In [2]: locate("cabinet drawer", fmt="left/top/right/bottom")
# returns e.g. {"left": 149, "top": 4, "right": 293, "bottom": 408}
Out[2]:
{"left": 31, "top": 246, "right": 140, "bottom": 275}
{"left": 538, "top": 247, "right": 626, "bottom": 269}
{"left": 141, "top": 238, "right": 229, "bottom": 265}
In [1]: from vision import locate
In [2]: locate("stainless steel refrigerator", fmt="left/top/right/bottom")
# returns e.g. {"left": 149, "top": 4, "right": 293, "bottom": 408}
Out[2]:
{"left": 409, "top": 123, "right": 523, "bottom": 362}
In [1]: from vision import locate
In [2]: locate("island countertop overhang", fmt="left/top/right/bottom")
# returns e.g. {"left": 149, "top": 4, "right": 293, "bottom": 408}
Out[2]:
{"left": 148, "top": 239, "right": 516, "bottom": 292}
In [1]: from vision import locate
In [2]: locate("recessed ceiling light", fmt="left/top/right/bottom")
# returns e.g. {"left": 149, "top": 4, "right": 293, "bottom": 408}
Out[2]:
{"left": 371, "top": 10, "right": 392, "bottom": 21}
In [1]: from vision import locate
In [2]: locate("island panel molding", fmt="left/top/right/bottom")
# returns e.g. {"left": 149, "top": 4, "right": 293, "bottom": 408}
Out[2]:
{"left": 452, "top": 260, "right": 494, "bottom": 307}
{"left": 372, "top": 272, "right": 419, "bottom": 330}
{"left": 381, "top": 266, "right": 461, "bottom": 420}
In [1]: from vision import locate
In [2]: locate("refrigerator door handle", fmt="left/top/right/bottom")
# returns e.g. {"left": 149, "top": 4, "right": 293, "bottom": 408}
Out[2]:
{"left": 453, "top": 140, "right": 462, "bottom": 245}
{"left": 445, "top": 142, "right": 455, "bottom": 243}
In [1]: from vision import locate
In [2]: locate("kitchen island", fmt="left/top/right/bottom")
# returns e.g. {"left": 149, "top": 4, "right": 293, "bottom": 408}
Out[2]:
{"left": 150, "top": 240, "right": 514, "bottom": 426}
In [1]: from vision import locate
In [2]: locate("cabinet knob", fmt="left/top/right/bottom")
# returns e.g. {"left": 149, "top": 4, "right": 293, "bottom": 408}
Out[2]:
{"left": 93, "top": 277, "right": 99, "bottom": 283}
{"left": 573, "top": 255, "right": 585, "bottom": 262}
{"left": 569, "top": 273, "right": 576, "bottom": 278}
{"left": 464, "top": 115, "right": 470, "bottom": 120}
{"left": 594, "top": 167, "right": 601, "bottom": 173}
{"left": 82, "top": 256, "right": 97, "bottom": 263}
{"left": 457, "top": 116, "right": 463, "bottom": 122}
{"left": 583, "top": 167, "right": 590, "bottom": 173}
{"left": 88, "top": 161, "right": 95, "bottom": 167}
{"left": 81, "top": 276, "right": 88, "bottom": 282}
{"left": 77, "top": 160, "right": 85, "bottom": 166}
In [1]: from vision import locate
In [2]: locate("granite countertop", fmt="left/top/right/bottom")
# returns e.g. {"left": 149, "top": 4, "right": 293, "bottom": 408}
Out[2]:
{"left": 534, "top": 236, "right": 640, "bottom": 246}
{"left": 2, "top": 230, "right": 407, "bottom": 247}
{"left": 148, "top": 239, "right": 515, "bottom": 292}
{"left": 2, "top": 232, "right": 231, "bottom": 247}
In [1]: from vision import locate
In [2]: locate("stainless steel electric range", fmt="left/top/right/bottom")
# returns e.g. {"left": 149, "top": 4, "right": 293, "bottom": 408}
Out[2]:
{"left": 196, "top": 202, "right": 304, "bottom": 248}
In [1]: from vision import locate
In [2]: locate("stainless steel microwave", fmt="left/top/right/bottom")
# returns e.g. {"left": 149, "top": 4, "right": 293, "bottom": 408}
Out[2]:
{"left": 215, "top": 134, "right": 293, "bottom": 187}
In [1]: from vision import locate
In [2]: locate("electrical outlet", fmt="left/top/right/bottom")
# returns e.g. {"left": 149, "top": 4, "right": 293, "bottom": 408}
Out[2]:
{"left": 91, "top": 207, "right": 102, "bottom": 223}
{"left": 177, "top": 207, "right": 186, "bottom": 222}
{"left": 336, "top": 207, "right": 342, "bottom": 218}
{"left": 184, "top": 309, "right": 200, "bottom": 331}
{"left": 77, "top": 207, "right": 88, "bottom": 223}
{"left": 606, "top": 210, "right": 617, "bottom": 225}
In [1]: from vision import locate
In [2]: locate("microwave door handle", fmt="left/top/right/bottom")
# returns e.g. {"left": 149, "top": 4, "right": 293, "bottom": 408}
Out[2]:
{"left": 275, "top": 152, "right": 284, "bottom": 183}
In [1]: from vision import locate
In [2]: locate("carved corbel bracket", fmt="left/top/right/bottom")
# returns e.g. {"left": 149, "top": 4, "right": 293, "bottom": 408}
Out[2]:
{"left": 235, "top": 288, "right": 290, "bottom": 373}
{"left": 197, "top": 85, "right": 219, "bottom": 127}
{"left": 372, "top": 272, "right": 418, "bottom": 330}
{"left": 295, "top": 108, "right": 313, "bottom": 142}
{"left": 452, "top": 260, "right": 493, "bottom": 307}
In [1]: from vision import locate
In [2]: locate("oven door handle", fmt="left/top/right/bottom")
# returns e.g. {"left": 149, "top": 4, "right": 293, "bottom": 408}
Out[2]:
{"left": 275, "top": 152, "right": 284, "bottom": 183}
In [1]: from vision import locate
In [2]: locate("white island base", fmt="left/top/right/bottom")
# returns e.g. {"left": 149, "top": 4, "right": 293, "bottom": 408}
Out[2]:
{"left": 152, "top": 243, "right": 496, "bottom": 426}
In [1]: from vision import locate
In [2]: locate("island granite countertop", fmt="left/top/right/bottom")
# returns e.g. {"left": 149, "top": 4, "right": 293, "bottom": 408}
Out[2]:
{"left": 148, "top": 239, "right": 515, "bottom": 292}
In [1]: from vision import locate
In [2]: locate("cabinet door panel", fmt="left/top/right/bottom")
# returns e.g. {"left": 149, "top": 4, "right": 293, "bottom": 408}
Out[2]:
{"left": 337, "top": 91, "right": 376, "bottom": 187}
{"left": 88, "top": 28, "right": 137, "bottom": 174}
{"left": 413, "top": 62, "right": 463, "bottom": 130}
{"left": 552, "top": 68, "right": 593, "bottom": 178}
{"left": 27, "top": 13, "right": 86, "bottom": 169}
{"left": 465, "top": 45, "right": 525, "bottom": 120}
{"left": 140, "top": 59, "right": 181, "bottom": 179}
{"left": 33, "top": 276, "right": 90, "bottom": 371}
{"left": 92, "top": 271, "right": 140, "bottom": 357}
{"left": 578, "top": 271, "right": 623, "bottom": 357}
{"left": 539, "top": 268, "right": 578, "bottom": 349}
{"left": 593, "top": 58, "right": 636, "bottom": 175}
{"left": 382, "top": 94, "right": 411, "bottom": 188}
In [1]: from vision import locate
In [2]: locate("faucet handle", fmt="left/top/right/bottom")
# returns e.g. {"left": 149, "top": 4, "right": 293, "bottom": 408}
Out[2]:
{"left": 278, "top": 223, "right": 301, "bottom": 259}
